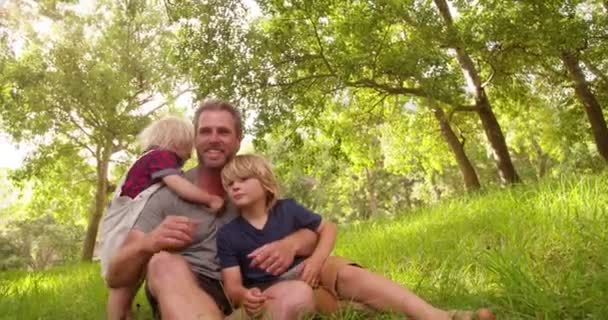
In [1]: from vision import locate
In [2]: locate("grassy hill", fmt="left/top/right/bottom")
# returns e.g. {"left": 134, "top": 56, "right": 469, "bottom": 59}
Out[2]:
{"left": 1, "top": 173, "right": 607, "bottom": 319}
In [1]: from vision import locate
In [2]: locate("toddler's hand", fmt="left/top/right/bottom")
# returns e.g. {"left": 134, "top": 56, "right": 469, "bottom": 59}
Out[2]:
{"left": 208, "top": 196, "right": 225, "bottom": 213}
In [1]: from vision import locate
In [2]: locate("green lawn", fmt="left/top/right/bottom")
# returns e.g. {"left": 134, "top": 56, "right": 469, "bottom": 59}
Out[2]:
{"left": 1, "top": 173, "right": 607, "bottom": 319}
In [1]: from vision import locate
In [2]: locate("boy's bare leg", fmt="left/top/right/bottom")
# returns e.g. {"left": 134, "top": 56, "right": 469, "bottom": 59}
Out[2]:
{"left": 107, "top": 286, "right": 136, "bottom": 320}
{"left": 146, "top": 251, "right": 224, "bottom": 320}
{"left": 262, "top": 280, "right": 315, "bottom": 320}
{"left": 335, "top": 265, "right": 451, "bottom": 320}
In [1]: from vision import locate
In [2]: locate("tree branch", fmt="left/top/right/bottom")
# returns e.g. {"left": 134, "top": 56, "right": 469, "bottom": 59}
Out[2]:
{"left": 345, "top": 78, "right": 426, "bottom": 96}
{"left": 64, "top": 111, "right": 95, "bottom": 141}
{"left": 136, "top": 94, "right": 155, "bottom": 107}
{"left": 307, "top": 14, "right": 335, "bottom": 74}
{"left": 122, "top": 90, "right": 151, "bottom": 114}
{"left": 275, "top": 54, "right": 324, "bottom": 68}
{"left": 447, "top": 104, "right": 480, "bottom": 122}
{"left": 357, "top": 93, "right": 389, "bottom": 124}
{"left": 271, "top": 74, "right": 335, "bottom": 89}
{"left": 62, "top": 131, "right": 96, "bottom": 157}
{"left": 481, "top": 65, "right": 496, "bottom": 88}
{"left": 142, "top": 87, "right": 193, "bottom": 118}
{"left": 582, "top": 57, "right": 608, "bottom": 91}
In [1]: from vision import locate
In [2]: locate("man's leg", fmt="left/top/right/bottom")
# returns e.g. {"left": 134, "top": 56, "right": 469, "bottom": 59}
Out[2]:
{"left": 320, "top": 257, "right": 493, "bottom": 320}
{"left": 335, "top": 264, "right": 449, "bottom": 319}
{"left": 146, "top": 251, "right": 224, "bottom": 320}
{"left": 262, "top": 280, "right": 315, "bottom": 320}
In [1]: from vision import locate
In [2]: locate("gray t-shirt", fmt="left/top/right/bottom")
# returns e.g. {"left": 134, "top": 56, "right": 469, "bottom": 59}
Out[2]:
{"left": 133, "top": 169, "right": 237, "bottom": 280}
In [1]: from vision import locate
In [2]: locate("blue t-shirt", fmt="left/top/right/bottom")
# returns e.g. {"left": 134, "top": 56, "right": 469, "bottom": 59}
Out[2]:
{"left": 217, "top": 198, "right": 322, "bottom": 286}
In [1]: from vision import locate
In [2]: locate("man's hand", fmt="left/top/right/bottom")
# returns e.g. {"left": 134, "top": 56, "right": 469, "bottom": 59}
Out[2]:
{"left": 242, "top": 288, "right": 267, "bottom": 316}
{"left": 208, "top": 195, "right": 225, "bottom": 213}
{"left": 297, "top": 256, "right": 324, "bottom": 287}
{"left": 143, "top": 216, "right": 199, "bottom": 253}
{"left": 247, "top": 239, "right": 296, "bottom": 275}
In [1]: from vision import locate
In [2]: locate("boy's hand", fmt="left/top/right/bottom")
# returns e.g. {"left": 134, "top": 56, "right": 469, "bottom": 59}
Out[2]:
{"left": 208, "top": 196, "right": 225, "bottom": 213}
{"left": 298, "top": 256, "right": 324, "bottom": 287}
{"left": 243, "top": 288, "right": 267, "bottom": 316}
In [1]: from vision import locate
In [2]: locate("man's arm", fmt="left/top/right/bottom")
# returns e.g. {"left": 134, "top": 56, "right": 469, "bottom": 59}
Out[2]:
{"left": 247, "top": 228, "right": 318, "bottom": 275}
{"left": 298, "top": 220, "right": 338, "bottom": 285}
{"left": 106, "top": 216, "right": 198, "bottom": 288}
{"left": 106, "top": 230, "right": 151, "bottom": 288}
{"left": 309, "top": 220, "right": 337, "bottom": 262}
{"left": 285, "top": 228, "right": 318, "bottom": 256}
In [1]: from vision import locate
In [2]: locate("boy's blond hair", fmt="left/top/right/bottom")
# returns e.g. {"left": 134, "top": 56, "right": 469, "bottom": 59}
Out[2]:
{"left": 138, "top": 116, "right": 194, "bottom": 154}
{"left": 221, "top": 154, "right": 280, "bottom": 208}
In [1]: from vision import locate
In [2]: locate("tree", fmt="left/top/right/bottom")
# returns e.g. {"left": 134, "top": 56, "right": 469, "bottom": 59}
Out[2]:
{"left": 0, "top": 0, "right": 183, "bottom": 260}
{"left": 461, "top": 0, "right": 608, "bottom": 164}
{"left": 247, "top": 0, "right": 527, "bottom": 187}
{"left": 165, "top": 0, "right": 491, "bottom": 193}
{"left": 243, "top": 0, "right": 486, "bottom": 191}
{"left": 433, "top": 0, "right": 520, "bottom": 183}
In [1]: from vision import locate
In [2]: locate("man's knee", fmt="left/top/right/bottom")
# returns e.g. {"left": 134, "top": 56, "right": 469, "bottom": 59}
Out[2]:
{"left": 336, "top": 264, "right": 362, "bottom": 285}
{"left": 147, "top": 252, "right": 191, "bottom": 286}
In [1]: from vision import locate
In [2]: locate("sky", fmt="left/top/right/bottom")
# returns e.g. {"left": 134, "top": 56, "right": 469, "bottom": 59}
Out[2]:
{"left": 0, "top": 136, "right": 27, "bottom": 169}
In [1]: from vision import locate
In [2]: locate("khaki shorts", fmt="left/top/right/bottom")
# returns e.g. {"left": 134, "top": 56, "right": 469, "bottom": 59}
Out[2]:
{"left": 314, "top": 255, "right": 363, "bottom": 314}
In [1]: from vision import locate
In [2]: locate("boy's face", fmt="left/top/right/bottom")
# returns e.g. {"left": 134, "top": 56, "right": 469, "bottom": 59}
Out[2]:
{"left": 227, "top": 177, "right": 267, "bottom": 209}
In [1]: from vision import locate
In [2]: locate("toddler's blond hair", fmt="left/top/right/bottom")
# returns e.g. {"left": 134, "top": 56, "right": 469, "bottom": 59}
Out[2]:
{"left": 221, "top": 154, "right": 280, "bottom": 208}
{"left": 138, "top": 116, "right": 194, "bottom": 154}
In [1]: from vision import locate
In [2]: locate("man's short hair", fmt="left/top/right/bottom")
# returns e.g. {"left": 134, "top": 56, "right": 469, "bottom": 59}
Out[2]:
{"left": 193, "top": 99, "right": 243, "bottom": 138}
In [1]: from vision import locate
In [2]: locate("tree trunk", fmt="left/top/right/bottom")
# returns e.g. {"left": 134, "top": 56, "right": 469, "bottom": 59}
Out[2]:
{"left": 401, "top": 178, "right": 413, "bottom": 209}
{"left": 434, "top": 0, "right": 520, "bottom": 184}
{"left": 364, "top": 167, "right": 379, "bottom": 217}
{"left": 429, "top": 172, "right": 442, "bottom": 203}
{"left": 582, "top": 58, "right": 608, "bottom": 92}
{"left": 432, "top": 107, "right": 481, "bottom": 192}
{"left": 476, "top": 96, "right": 521, "bottom": 183}
{"left": 561, "top": 51, "right": 608, "bottom": 163}
{"left": 531, "top": 138, "right": 550, "bottom": 179}
{"left": 81, "top": 141, "right": 112, "bottom": 261}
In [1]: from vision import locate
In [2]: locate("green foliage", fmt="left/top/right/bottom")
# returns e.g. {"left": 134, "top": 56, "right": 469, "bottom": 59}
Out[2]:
{"left": 167, "top": 0, "right": 258, "bottom": 102}
{"left": 0, "top": 214, "right": 82, "bottom": 271}
{"left": 0, "top": 0, "right": 186, "bottom": 258}
{"left": 9, "top": 142, "right": 95, "bottom": 224}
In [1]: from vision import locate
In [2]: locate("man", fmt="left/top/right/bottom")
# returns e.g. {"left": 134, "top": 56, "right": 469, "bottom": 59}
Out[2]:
{"left": 106, "top": 100, "right": 317, "bottom": 319}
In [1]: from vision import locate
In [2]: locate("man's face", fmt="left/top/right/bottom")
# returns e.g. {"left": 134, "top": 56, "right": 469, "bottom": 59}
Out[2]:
{"left": 195, "top": 110, "right": 241, "bottom": 169}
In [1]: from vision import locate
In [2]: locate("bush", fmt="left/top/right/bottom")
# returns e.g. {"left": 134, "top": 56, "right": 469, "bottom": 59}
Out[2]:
{"left": 0, "top": 214, "right": 83, "bottom": 271}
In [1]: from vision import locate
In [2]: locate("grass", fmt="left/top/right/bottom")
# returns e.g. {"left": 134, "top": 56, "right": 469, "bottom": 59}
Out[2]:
{"left": 1, "top": 173, "right": 607, "bottom": 319}
{"left": 0, "top": 263, "right": 151, "bottom": 320}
